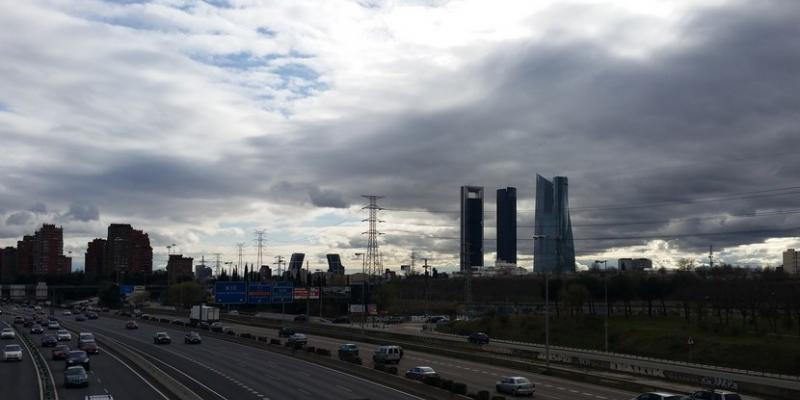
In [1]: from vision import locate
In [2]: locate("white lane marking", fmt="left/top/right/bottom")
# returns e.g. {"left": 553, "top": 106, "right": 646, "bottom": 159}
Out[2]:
{"left": 2, "top": 319, "right": 50, "bottom": 400}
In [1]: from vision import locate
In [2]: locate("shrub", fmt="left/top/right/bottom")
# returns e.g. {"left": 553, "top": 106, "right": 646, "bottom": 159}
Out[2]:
{"left": 440, "top": 379, "right": 453, "bottom": 391}
{"left": 269, "top": 338, "right": 281, "bottom": 345}
{"left": 451, "top": 382, "right": 467, "bottom": 395}
{"left": 258, "top": 336, "right": 268, "bottom": 342}
{"left": 315, "top": 348, "right": 331, "bottom": 357}
{"left": 478, "top": 390, "right": 490, "bottom": 400}
{"left": 467, "top": 393, "right": 478, "bottom": 400}
{"left": 385, "top": 366, "right": 398, "bottom": 375}
{"left": 240, "top": 333, "right": 253, "bottom": 339}
{"left": 423, "top": 376, "right": 441, "bottom": 386}
{"left": 491, "top": 396, "right": 505, "bottom": 400}
{"left": 374, "top": 363, "right": 385, "bottom": 371}
{"left": 305, "top": 346, "right": 316, "bottom": 353}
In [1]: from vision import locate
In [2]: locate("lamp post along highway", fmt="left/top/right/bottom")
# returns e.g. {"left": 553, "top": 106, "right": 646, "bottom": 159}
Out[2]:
{"left": 596, "top": 259, "right": 609, "bottom": 352}
{"left": 533, "top": 234, "right": 552, "bottom": 371}
{"left": 354, "top": 252, "right": 366, "bottom": 336}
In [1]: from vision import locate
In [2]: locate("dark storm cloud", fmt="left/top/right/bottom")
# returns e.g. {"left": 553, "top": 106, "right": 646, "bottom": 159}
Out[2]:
{"left": 64, "top": 202, "right": 100, "bottom": 222}
{"left": 308, "top": 187, "right": 348, "bottom": 209}
{"left": 6, "top": 211, "right": 33, "bottom": 226}
{"left": 254, "top": 0, "right": 800, "bottom": 256}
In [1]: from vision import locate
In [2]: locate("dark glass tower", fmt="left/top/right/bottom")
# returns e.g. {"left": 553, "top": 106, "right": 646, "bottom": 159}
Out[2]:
{"left": 533, "top": 175, "right": 575, "bottom": 273}
{"left": 460, "top": 186, "right": 484, "bottom": 271}
{"left": 496, "top": 187, "right": 517, "bottom": 264}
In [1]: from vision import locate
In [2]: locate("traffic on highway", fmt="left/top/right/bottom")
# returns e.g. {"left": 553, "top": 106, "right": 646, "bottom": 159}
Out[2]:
{"left": 0, "top": 302, "right": 755, "bottom": 400}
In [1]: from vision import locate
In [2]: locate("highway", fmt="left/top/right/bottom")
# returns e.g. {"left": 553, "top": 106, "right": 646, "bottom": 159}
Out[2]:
{"left": 66, "top": 316, "right": 427, "bottom": 400}
{"left": 0, "top": 317, "right": 40, "bottom": 400}
{"left": 142, "top": 313, "right": 638, "bottom": 400}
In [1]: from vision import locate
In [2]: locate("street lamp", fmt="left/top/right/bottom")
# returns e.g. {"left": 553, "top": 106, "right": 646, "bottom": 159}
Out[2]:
{"left": 532, "top": 235, "right": 551, "bottom": 371}
{"left": 354, "top": 252, "right": 366, "bottom": 335}
{"left": 596, "top": 259, "right": 609, "bottom": 353}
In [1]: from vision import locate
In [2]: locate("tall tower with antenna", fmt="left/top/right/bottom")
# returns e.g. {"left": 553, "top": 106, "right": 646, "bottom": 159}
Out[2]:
{"left": 362, "top": 195, "right": 384, "bottom": 280}
{"left": 253, "top": 231, "right": 266, "bottom": 270}
{"left": 236, "top": 243, "right": 245, "bottom": 270}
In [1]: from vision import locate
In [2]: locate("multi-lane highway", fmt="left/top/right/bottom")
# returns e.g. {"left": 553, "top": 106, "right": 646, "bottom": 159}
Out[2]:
{"left": 0, "top": 318, "right": 40, "bottom": 400}
{"left": 1, "top": 309, "right": 168, "bottom": 400}
{"left": 141, "top": 313, "right": 638, "bottom": 400}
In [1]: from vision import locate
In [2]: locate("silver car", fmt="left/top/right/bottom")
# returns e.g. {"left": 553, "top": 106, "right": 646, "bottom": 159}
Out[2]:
{"left": 496, "top": 376, "right": 535, "bottom": 397}
{"left": 57, "top": 329, "right": 72, "bottom": 341}
{"left": 631, "top": 393, "right": 690, "bottom": 400}
{"left": 1, "top": 328, "right": 15, "bottom": 339}
{"left": 64, "top": 365, "right": 89, "bottom": 387}
{"left": 3, "top": 344, "right": 23, "bottom": 361}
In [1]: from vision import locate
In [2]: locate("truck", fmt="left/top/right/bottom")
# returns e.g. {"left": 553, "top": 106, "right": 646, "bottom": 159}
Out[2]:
{"left": 189, "top": 305, "right": 219, "bottom": 326}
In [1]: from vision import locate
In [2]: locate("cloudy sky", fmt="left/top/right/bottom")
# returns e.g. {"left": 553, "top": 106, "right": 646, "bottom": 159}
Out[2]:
{"left": 1, "top": 0, "right": 799, "bottom": 272}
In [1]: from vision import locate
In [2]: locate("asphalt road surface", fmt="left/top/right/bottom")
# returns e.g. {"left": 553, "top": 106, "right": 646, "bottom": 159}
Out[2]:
{"left": 0, "top": 317, "right": 40, "bottom": 400}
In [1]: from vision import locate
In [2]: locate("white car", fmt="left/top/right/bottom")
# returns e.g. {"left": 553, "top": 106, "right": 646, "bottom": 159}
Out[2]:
{"left": 63, "top": 311, "right": 72, "bottom": 316}
{"left": 496, "top": 376, "right": 535, "bottom": 397}
{"left": 3, "top": 344, "right": 23, "bottom": 361}
{"left": 631, "top": 393, "right": 688, "bottom": 400}
{"left": 57, "top": 329, "right": 72, "bottom": 341}
{"left": 47, "top": 321, "right": 60, "bottom": 330}
{"left": 1, "top": 328, "right": 15, "bottom": 339}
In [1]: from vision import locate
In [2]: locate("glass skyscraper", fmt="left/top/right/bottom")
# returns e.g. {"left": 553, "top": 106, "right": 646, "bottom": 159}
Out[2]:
{"left": 496, "top": 187, "right": 517, "bottom": 265}
{"left": 460, "top": 186, "right": 484, "bottom": 271}
{"left": 533, "top": 175, "right": 575, "bottom": 273}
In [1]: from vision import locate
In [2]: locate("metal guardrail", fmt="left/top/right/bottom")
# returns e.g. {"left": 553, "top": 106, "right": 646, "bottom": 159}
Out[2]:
{"left": 13, "top": 324, "right": 59, "bottom": 400}
{"left": 429, "top": 331, "right": 800, "bottom": 382}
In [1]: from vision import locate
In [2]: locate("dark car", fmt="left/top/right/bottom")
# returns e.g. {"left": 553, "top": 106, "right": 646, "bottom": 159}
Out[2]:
{"left": 30, "top": 324, "right": 44, "bottom": 334}
{"left": 87, "top": 312, "right": 99, "bottom": 320}
{"left": 52, "top": 345, "right": 70, "bottom": 360}
{"left": 81, "top": 341, "right": 99, "bottom": 355}
{"left": 293, "top": 315, "right": 308, "bottom": 322}
{"left": 125, "top": 321, "right": 138, "bottom": 330}
{"left": 210, "top": 322, "right": 224, "bottom": 333}
{"left": 23, "top": 318, "right": 34, "bottom": 328}
{"left": 74, "top": 315, "right": 86, "bottom": 322}
{"left": 41, "top": 335, "right": 58, "bottom": 347}
{"left": 332, "top": 316, "right": 351, "bottom": 324}
{"left": 64, "top": 366, "right": 89, "bottom": 387}
{"left": 338, "top": 343, "right": 360, "bottom": 363}
{"left": 65, "top": 350, "right": 90, "bottom": 370}
{"left": 13, "top": 316, "right": 24, "bottom": 324}
{"left": 153, "top": 332, "right": 171, "bottom": 344}
{"left": 468, "top": 332, "right": 490, "bottom": 345}
{"left": 184, "top": 332, "right": 202, "bottom": 344}
{"left": 405, "top": 366, "right": 438, "bottom": 380}
{"left": 278, "top": 327, "right": 295, "bottom": 337}
{"left": 197, "top": 321, "right": 210, "bottom": 330}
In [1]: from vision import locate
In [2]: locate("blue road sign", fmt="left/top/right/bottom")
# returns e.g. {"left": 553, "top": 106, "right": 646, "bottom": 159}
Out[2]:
{"left": 247, "top": 283, "right": 273, "bottom": 304}
{"left": 272, "top": 281, "right": 293, "bottom": 304}
{"left": 120, "top": 285, "right": 135, "bottom": 297}
{"left": 214, "top": 281, "right": 247, "bottom": 304}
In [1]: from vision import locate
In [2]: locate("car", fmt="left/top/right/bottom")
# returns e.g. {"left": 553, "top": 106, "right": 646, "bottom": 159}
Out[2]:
{"left": 372, "top": 345, "right": 403, "bottom": 364}
{"left": 278, "top": 327, "right": 295, "bottom": 337}
{"left": 63, "top": 311, "right": 72, "bottom": 316}
{"left": 153, "top": 332, "right": 171, "bottom": 344}
{"left": 125, "top": 321, "right": 138, "bottom": 330}
{"left": 13, "top": 316, "right": 24, "bottom": 324}
{"left": 57, "top": 329, "right": 72, "bottom": 341}
{"left": 468, "top": 332, "right": 490, "bottom": 345}
{"left": 293, "top": 315, "right": 308, "bottom": 322}
{"left": 405, "top": 366, "right": 438, "bottom": 380}
{"left": 287, "top": 333, "right": 307, "bottom": 348}
{"left": 47, "top": 321, "right": 60, "bottom": 330}
{"left": 228, "top": 310, "right": 239, "bottom": 316}
{"left": 78, "top": 332, "right": 95, "bottom": 345}
{"left": 1, "top": 328, "right": 15, "bottom": 339}
{"left": 3, "top": 344, "right": 23, "bottom": 361}
{"left": 64, "top": 365, "right": 89, "bottom": 387}
{"left": 65, "top": 350, "right": 90, "bottom": 370}
{"left": 631, "top": 393, "right": 689, "bottom": 400}
{"left": 197, "top": 321, "right": 210, "bottom": 330}
{"left": 81, "top": 341, "right": 99, "bottom": 355}
{"left": 184, "top": 332, "right": 202, "bottom": 344}
{"left": 221, "top": 326, "right": 235, "bottom": 335}
{"left": 87, "top": 312, "right": 99, "bottom": 320}
{"left": 332, "top": 316, "right": 351, "bottom": 324}
{"left": 86, "top": 395, "right": 113, "bottom": 400}
{"left": 210, "top": 322, "right": 224, "bottom": 333}
{"left": 30, "top": 324, "right": 44, "bottom": 334}
{"left": 75, "top": 315, "right": 86, "bottom": 322}
{"left": 41, "top": 335, "right": 58, "bottom": 347}
{"left": 338, "top": 343, "right": 359, "bottom": 360}
{"left": 52, "top": 345, "right": 70, "bottom": 360}
{"left": 23, "top": 318, "right": 34, "bottom": 328}
{"left": 496, "top": 376, "right": 536, "bottom": 397}
{"left": 691, "top": 390, "right": 743, "bottom": 400}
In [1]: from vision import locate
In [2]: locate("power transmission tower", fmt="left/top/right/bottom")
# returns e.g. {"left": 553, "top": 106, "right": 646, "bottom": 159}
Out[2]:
{"left": 411, "top": 251, "right": 416, "bottom": 275}
{"left": 213, "top": 253, "right": 222, "bottom": 277}
{"left": 361, "top": 195, "right": 384, "bottom": 281}
{"left": 236, "top": 243, "right": 245, "bottom": 270}
{"left": 253, "top": 231, "right": 266, "bottom": 270}
{"left": 708, "top": 245, "right": 714, "bottom": 269}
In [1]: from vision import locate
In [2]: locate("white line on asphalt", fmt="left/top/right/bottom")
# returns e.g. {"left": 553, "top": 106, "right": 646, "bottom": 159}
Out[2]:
{"left": 2, "top": 319, "right": 49, "bottom": 400}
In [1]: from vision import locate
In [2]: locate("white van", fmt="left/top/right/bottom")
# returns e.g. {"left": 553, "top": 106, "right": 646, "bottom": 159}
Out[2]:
{"left": 372, "top": 345, "right": 403, "bottom": 364}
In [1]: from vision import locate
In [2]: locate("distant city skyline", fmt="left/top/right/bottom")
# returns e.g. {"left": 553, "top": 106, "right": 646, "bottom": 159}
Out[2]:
{"left": 2, "top": 1, "right": 800, "bottom": 270}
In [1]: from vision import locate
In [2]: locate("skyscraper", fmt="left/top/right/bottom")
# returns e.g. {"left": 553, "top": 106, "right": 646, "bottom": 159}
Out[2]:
{"left": 533, "top": 175, "right": 575, "bottom": 273}
{"left": 460, "top": 186, "right": 484, "bottom": 271}
{"left": 103, "top": 223, "right": 153, "bottom": 278}
{"left": 84, "top": 238, "right": 107, "bottom": 280}
{"left": 496, "top": 187, "right": 517, "bottom": 265}
{"left": 326, "top": 254, "right": 345, "bottom": 275}
{"left": 288, "top": 253, "right": 305, "bottom": 279}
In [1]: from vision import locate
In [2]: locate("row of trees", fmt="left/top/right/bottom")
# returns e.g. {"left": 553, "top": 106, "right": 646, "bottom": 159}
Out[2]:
{"left": 388, "top": 267, "right": 800, "bottom": 336}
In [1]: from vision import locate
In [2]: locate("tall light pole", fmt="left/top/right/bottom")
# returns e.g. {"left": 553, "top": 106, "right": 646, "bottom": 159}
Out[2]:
{"left": 596, "top": 259, "right": 609, "bottom": 352}
{"left": 533, "top": 235, "right": 551, "bottom": 371}
{"left": 354, "top": 252, "right": 366, "bottom": 335}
